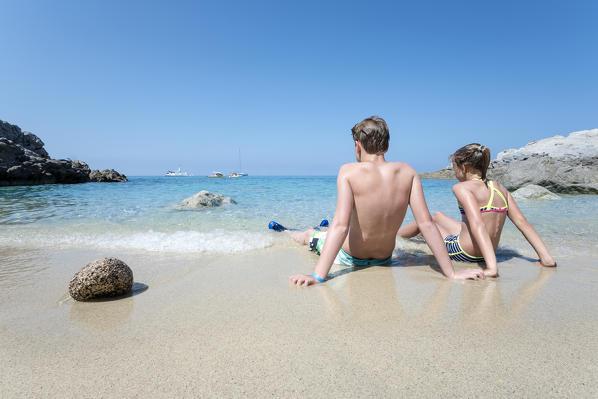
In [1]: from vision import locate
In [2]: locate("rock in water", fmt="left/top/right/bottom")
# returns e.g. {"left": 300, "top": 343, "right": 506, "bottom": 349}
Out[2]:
{"left": 419, "top": 163, "right": 456, "bottom": 179}
{"left": 179, "top": 190, "right": 237, "bottom": 208}
{"left": 511, "top": 185, "right": 561, "bottom": 200}
{"left": 69, "top": 258, "right": 133, "bottom": 301}
{"left": 488, "top": 129, "right": 598, "bottom": 194}
{"left": 89, "top": 169, "right": 128, "bottom": 182}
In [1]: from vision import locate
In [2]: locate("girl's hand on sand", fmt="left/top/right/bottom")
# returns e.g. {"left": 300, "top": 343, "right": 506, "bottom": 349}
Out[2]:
{"left": 289, "top": 274, "right": 318, "bottom": 286}
{"left": 453, "top": 268, "right": 485, "bottom": 280}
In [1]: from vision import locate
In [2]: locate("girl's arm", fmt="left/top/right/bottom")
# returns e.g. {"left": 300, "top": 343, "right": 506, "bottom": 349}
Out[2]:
{"left": 453, "top": 184, "right": 498, "bottom": 277}
{"left": 289, "top": 165, "right": 354, "bottom": 286}
{"left": 506, "top": 192, "right": 556, "bottom": 267}
{"left": 410, "top": 174, "right": 484, "bottom": 280}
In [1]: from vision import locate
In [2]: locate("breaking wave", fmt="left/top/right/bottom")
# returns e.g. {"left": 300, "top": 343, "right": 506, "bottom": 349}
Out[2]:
{"left": 1, "top": 229, "right": 274, "bottom": 254}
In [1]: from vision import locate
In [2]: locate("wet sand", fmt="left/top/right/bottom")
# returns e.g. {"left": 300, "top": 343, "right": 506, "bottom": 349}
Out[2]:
{"left": 1, "top": 245, "right": 597, "bottom": 397}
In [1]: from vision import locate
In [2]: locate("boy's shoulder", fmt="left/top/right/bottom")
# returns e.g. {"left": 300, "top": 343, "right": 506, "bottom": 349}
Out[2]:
{"left": 339, "top": 161, "right": 415, "bottom": 174}
{"left": 391, "top": 161, "right": 416, "bottom": 173}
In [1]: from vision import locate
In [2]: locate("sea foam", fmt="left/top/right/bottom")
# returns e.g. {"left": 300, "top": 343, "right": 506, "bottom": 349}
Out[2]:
{"left": 2, "top": 229, "right": 274, "bottom": 254}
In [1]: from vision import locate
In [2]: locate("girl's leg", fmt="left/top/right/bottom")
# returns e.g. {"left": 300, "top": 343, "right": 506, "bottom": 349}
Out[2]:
{"left": 397, "top": 221, "right": 420, "bottom": 238}
{"left": 398, "top": 212, "right": 461, "bottom": 239}
{"left": 286, "top": 229, "right": 316, "bottom": 245}
{"left": 432, "top": 211, "right": 461, "bottom": 237}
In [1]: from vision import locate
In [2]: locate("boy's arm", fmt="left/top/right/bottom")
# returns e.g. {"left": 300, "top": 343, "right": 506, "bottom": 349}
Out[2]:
{"left": 506, "top": 192, "right": 556, "bottom": 267}
{"left": 409, "top": 173, "right": 484, "bottom": 280}
{"left": 453, "top": 185, "right": 498, "bottom": 277}
{"left": 289, "top": 166, "right": 354, "bottom": 286}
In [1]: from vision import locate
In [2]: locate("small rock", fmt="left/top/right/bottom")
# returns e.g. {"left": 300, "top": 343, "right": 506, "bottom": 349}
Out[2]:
{"left": 69, "top": 257, "right": 133, "bottom": 301}
{"left": 89, "top": 169, "right": 128, "bottom": 182}
{"left": 179, "top": 190, "right": 237, "bottom": 208}
{"left": 511, "top": 184, "right": 561, "bottom": 200}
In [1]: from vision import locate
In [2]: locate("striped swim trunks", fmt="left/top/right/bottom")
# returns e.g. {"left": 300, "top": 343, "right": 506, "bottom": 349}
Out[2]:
{"left": 309, "top": 231, "right": 392, "bottom": 266}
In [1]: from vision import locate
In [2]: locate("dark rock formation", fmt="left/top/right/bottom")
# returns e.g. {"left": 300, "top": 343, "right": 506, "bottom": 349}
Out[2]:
{"left": 178, "top": 190, "right": 237, "bottom": 208}
{"left": 69, "top": 257, "right": 134, "bottom": 301}
{"left": 89, "top": 169, "right": 127, "bottom": 182}
{"left": 0, "top": 120, "right": 127, "bottom": 186}
{"left": 420, "top": 129, "right": 598, "bottom": 194}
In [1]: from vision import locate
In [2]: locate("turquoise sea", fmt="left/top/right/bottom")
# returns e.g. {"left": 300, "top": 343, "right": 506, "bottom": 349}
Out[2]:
{"left": 1, "top": 176, "right": 597, "bottom": 260}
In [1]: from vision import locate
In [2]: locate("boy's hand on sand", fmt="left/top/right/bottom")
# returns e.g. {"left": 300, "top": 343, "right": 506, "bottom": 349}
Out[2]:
{"left": 289, "top": 274, "right": 318, "bottom": 286}
{"left": 453, "top": 268, "right": 485, "bottom": 280}
{"left": 535, "top": 258, "right": 557, "bottom": 267}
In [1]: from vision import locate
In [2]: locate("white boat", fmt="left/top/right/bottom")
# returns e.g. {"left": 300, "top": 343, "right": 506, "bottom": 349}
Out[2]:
{"left": 165, "top": 168, "right": 189, "bottom": 176}
{"left": 207, "top": 171, "right": 224, "bottom": 178}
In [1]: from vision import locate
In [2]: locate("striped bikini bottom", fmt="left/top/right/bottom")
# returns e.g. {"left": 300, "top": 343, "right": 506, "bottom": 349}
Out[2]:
{"left": 444, "top": 234, "right": 484, "bottom": 263}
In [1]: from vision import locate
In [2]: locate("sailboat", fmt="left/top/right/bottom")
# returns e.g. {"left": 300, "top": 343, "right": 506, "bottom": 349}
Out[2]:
{"left": 229, "top": 148, "right": 248, "bottom": 177}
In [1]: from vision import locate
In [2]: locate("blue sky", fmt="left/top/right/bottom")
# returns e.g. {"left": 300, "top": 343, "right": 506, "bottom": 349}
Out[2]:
{"left": 1, "top": 0, "right": 596, "bottom": 175}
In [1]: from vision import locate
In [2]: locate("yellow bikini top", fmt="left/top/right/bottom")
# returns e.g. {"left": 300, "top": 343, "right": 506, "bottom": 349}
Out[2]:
{"left": 458, "top": 179, "right": 509, "bottom": 215}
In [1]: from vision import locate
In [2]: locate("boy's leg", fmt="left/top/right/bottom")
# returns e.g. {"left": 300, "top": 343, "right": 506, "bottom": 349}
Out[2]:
{"left": 286, "top": 229, "right": 316, "bottom": 245}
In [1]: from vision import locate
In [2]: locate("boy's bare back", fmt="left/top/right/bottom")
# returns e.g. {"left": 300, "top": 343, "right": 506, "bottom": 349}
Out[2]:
{"left": 341, "top": 161, "right": 415, "bottom": 259}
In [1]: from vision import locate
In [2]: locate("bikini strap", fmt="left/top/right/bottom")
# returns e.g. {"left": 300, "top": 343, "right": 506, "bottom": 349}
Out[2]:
{"left": 488, "top": 180, "right": 509, "bottom": 209}
{"left": 493, "top": 182, "right": 509, "bottom": 208}
{"left": 486, "top": 180, "right": 496, "bottom": 209}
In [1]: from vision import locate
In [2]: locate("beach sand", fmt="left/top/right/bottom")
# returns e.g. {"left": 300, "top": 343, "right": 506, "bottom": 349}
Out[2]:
{"left": 1, "top": 244, "right": 597, "bottom": 398}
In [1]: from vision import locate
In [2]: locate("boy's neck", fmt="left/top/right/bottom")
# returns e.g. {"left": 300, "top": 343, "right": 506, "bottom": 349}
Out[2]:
{"left": 360, "top": 152, "right": 386, "bottom": 163}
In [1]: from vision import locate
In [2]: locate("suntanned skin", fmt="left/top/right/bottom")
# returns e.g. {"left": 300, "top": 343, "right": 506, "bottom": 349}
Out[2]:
{"left": 289, "top": 142, "right": 485, "bottom": 286}
{"left": 398, "top": 162, "right": 557, "bottom": 277}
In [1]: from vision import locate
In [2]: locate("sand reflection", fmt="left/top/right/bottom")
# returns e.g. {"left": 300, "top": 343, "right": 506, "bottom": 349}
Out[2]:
{"left": 316, "top": 264, "right": 555, "bottom": 329}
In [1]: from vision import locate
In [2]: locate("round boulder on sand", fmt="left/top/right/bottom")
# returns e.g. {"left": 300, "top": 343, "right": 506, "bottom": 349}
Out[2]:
{"left": 511, "top": 184, "right": 561, "bottom": 200}
{"left": 179, "top": 190, "right": 237, "bottom": 208}
{"left": 69, "top": 257, "right": 133, "bottom": 301}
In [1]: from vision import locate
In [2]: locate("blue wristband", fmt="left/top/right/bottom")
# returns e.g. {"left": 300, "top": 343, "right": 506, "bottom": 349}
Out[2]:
{"left": 312, "top": 273, "right": 325, "bottom": 283}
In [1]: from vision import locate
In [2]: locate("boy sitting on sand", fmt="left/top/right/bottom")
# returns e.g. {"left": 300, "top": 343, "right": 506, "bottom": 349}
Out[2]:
{"left": 274, "top": 116, "right": 485, "bottom": 285}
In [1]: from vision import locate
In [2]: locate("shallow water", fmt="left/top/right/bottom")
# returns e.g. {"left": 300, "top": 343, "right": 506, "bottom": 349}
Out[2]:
{"left": 0, "top": 176, "right": 596, "bottom": 260}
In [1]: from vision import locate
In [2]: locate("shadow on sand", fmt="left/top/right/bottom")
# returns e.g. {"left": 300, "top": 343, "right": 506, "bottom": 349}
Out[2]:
{"left": 85, "top": 282, "right": 149, "bottom": 302}
{"left": 326, "top": 246, "right": 538, "bottom": 281}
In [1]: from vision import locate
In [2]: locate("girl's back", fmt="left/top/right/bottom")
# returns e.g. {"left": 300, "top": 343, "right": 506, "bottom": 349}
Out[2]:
{"left": 457, "top": 179, "right": 509, "bottom": 253}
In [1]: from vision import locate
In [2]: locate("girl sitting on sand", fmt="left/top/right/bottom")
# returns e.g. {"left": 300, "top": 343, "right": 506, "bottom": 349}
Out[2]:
{"left": 398, "top": 143, "right": 556, "bottom": 277}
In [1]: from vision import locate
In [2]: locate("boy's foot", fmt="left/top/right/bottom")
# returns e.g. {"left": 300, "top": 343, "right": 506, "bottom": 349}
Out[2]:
{"left": 312, "top": 219, "right": 329, "bottom": 231}
{"left": 268, "top": 221, "right": 287, "bottom": 232}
